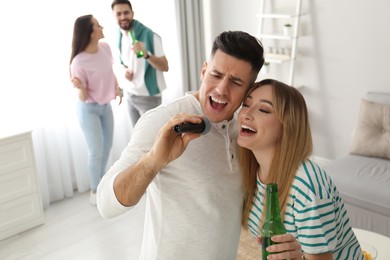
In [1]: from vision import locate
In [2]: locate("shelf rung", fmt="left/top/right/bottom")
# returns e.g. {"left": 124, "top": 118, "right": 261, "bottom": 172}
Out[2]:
{"left": 264, "top": 53, "right": 293, "bottom": 63}
{"left": 256, "top": 13, "right": 307, "bottom": 19}
{"left": 258, "top": 34, "right": 298, "bottom": 40}
{"left": 256, "top": 13, "right": 297, "bottom": 19}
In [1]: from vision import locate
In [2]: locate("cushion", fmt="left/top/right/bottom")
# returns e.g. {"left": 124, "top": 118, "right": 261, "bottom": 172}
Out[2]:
{"left": 365, "top": 91, "right": 390, "bottom": 105}
{"left": 350, "top": 99, "right": 390, "bottom": 159}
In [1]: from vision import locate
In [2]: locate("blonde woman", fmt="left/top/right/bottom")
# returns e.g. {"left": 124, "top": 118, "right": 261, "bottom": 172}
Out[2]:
{"left": 238, "top": 79, "right": 363, "bottom": 259}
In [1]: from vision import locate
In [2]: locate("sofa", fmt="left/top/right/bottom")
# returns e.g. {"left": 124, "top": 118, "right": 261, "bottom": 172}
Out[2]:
{"left": 325, "top": 91, "right": 390, "bottom": 237}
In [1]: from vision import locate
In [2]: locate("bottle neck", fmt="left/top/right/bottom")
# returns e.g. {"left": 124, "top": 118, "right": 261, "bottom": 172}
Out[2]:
{"left": 128, "top": 31, "right": 137, "bottom": 43}
{"left": 265, "top": 184, "right": 282, "bottom": 222}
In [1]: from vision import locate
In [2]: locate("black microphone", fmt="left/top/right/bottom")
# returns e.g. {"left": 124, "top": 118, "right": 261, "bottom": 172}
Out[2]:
{"left": 173, "top": 117, "right": 210, "bottom": 135}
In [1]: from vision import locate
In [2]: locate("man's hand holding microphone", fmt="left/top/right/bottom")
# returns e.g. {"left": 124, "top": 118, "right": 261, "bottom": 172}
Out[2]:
{"left": 145, "top": 114, "right": 210, "bottom": 172}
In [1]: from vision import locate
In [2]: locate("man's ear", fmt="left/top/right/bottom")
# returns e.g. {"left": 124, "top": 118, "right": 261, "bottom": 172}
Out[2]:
{"left": 200, "top": 61, "right": 207, "bottom": 81}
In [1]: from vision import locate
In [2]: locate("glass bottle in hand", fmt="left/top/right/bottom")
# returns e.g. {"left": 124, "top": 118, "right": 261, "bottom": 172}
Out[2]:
{"left": 129, "top": 31, "right": 144, "bottom": 58}
{"left": 261, "top": 183, "right": 286, "bottom": 259}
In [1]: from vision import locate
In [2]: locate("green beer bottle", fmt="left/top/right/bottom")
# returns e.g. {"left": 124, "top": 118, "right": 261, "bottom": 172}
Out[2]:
{"left": 129, "top": 31, "right": 144, "bottom": 58}
{"left": 261, "top": 183, "right": 286, "bottom": 259}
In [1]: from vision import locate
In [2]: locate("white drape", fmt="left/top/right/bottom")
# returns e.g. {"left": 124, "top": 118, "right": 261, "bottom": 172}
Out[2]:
{"left": 31, "top": 99, "right": 131, "bottom": 209}
{"left": 175, "top": 0, "right": 206, "bottom": 91}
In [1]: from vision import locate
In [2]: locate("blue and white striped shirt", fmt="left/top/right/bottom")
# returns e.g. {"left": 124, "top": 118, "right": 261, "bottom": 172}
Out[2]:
{"left": 248, "top": 159, "right": 364, "bottom": 259}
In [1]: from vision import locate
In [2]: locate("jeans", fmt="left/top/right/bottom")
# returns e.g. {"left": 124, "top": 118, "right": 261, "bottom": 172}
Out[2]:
{"left": 77, "top": 101, "right": 114, "bottom": 192}
{"left": 126, "top": 93, "right": 161, "bottom": 127}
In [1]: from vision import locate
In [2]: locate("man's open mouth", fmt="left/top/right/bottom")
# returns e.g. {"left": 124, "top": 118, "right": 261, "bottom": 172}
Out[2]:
{"left": 210, "top": 96, "right": 227, "bottom": 110}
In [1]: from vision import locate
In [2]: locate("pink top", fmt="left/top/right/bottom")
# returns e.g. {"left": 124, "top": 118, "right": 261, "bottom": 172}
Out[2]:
{"left": 70, "top": 42, "right": 117, "bottom": 105}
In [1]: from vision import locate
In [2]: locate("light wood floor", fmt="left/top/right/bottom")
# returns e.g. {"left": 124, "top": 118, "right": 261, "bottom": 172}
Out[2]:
{"left": 0, "top": 192, "right": 259, "bottom": 260}
{"left": 0, "top": 192, "right": 145, "bottom": 260}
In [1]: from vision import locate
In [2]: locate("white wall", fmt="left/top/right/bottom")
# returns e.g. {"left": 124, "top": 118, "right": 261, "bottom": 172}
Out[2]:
{"left": 203, "top": 0, "right": 390, "bottom": 159}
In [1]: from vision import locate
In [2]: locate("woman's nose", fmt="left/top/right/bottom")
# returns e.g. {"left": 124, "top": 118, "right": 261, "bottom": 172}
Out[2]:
{"left": 241, "top": 108, "right": 254, "bottom": 120}
{"left": 244, "top": 107, "right": 253, "bottom": 119}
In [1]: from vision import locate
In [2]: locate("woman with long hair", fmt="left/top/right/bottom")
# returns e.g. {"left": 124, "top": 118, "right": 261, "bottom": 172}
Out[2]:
{"left": 238, "top": 79, "right": 363, "bottom": 259}
{"left": 70, "top": 15, "right": 122, "bottom": 205}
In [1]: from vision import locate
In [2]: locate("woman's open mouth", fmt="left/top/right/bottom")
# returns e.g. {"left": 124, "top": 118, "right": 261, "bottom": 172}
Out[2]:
{"left": 240, "top": 125, "right": 257, "bottom": 134}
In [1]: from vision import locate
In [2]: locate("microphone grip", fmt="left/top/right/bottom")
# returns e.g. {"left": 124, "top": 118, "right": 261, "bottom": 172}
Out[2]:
{"left": 173, "top": 121, "right": 205, "bottom": 134}
{"left": 173, "top": 117, "right": 210, "bottom": 135}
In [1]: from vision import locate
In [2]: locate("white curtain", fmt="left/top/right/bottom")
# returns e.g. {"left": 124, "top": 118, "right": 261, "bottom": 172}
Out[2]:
{"left": 31, "top": 99, "right": 131, "bottom": 209}
{"left": 175, "top": 0, "right": 206, "bottom": 91}
{"left": 0, "top": 0, "right": 184, "bottom": 209}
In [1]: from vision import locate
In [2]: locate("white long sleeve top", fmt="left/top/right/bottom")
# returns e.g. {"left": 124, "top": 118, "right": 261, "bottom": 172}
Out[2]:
{"left": 97, "top": 93, "right": 243, "bottom": 260}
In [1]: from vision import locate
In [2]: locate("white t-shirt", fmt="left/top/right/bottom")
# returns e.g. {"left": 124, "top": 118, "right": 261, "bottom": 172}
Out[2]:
{"left": 97, "top": 93, "right": 244, "bottom": 259}
{"left": 117, "top": 31, "right": 166, "bottom": 96}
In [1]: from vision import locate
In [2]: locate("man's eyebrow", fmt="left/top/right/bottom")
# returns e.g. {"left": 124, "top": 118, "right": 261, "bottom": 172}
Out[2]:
{"left": 230, "top": 75, "right": 244, "bottom": 84}
{"left": 116, "top": 10, "right": 130, "bottom": 14}
{"left": 210, "top": 69, "right": 222, "bottom": 75}
{"left": 210, "top": 69, "right": 244, "bottom": 84}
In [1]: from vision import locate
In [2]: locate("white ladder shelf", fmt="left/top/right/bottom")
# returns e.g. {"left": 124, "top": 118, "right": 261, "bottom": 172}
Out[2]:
{"left": 257, "top": 0, "right": 305, "bottom": 86}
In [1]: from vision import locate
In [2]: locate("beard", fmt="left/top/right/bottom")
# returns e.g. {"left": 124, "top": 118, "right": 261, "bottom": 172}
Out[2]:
{"left": 119, "top": 19, "right": 133, "bottom": 31}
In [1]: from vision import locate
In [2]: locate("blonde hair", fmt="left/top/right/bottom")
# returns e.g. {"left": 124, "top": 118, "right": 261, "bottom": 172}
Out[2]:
{"left": 240, "top": 79, "right": 313, "bottom": 229}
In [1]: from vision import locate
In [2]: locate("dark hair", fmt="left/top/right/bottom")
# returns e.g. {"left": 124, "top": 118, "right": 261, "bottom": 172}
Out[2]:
{"left": 211, "top": 31, "right": 264, "bottom": 81}
{"left": 111, "top": 0, "right": 132, "bottom": 10}
{"left": 69, "top": 15, "right": 93, "bottom": 65}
